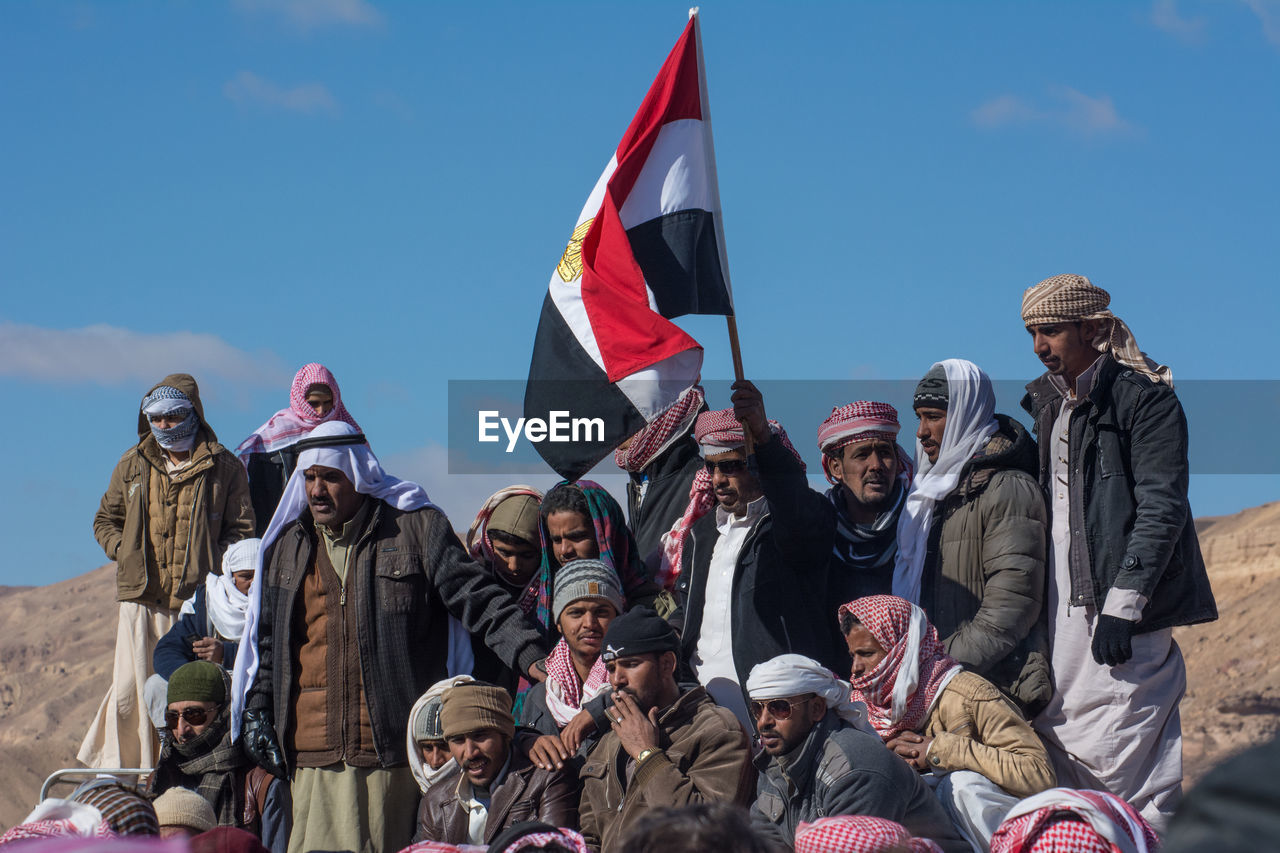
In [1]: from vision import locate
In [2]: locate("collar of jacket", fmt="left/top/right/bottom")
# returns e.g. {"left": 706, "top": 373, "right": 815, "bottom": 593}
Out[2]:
{"left": 1022, "top": 353, "right": 1123, "bottom": 419}
{"left": 137, "top": 433, "right": 219, "bottom": 481}
{"left": 754, "top": 710, "right": 838, "bottom": 794}
{"left": 654, "top": 685, "right": 715, "bottom": 731}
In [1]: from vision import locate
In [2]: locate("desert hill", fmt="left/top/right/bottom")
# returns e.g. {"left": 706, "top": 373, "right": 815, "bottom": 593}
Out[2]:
{"left": 1, "top": 502, "right": 1278, "bottom": 830}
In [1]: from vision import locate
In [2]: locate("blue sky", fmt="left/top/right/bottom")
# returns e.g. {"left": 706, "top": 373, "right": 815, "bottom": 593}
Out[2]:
{"left": 2, "top": 0, "right": 1277, "bottom": 587}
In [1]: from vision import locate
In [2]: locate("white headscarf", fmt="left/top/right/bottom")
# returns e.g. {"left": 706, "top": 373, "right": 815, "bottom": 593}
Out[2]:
{"left": 893, "top": 359, "right": 998, "bottom": 605}
{"left": 231, "top": 421, "right": 473, "bottom": 738}
{"left": 745, "top": 654, "right": 877, "bottom": 735}
{"left": 406, "top": 674, "right": 476, "bottom": 793}
{"left": 194, "top": 538, "right": 260, "bottom": 641}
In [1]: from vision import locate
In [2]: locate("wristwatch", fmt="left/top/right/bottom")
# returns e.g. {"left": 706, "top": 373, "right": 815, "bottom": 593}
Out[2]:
{"left": 636, "top": 747, "right": 663, "bottom": 765}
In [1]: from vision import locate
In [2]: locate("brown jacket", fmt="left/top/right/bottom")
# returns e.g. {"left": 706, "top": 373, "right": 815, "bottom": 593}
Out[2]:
{"left": 923, "top": 671, "right": 1056, "bottom": 798}
{"left": 289, "top": 541, "right": 377, "bottom": 767}
{"left": 94, "top": 374, "right": 253, "bottom": 610}
{"left": 414, "top": 750, "right": 578, "bottom": 845}
{"left": 579, "top": 687, "right": 755, "bottom": 853}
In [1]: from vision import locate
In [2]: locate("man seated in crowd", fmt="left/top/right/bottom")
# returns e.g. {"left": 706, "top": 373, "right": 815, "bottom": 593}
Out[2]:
{"left": 153, "top": 788, "right": 217, "bottom": 839}
{"left": 745, "top": 654, "right": 966, "bottom": 852}
{"left": 150, "top": 661, "right": 289, "bottom": 853}
{"left": 466, "top": 486, "right": 545, "bottom": 688}
{"left": 536, "top": 481, "right": 659, "bottom": 634}
{"left": 667, "top": 387, "right": 846, "bottom": 727}
{"left": 146, "top": 538, "right": 260, "bottom": 732}
{"left": 521, "top": 559, "right": 623, "bottom": 757}
{"left": 577, "top": 607, "right": 755, "bottom": 853}
{"left": 843, "top": 595, "right": 1055, "bottom": 850}
{"left": 894, "top": 360, "right": 1050, "bottom": 716}
{"left": 407, "top": 675, "right": 476, "bottom": 800}
{"left": 415, "top": 682, "right": 578, "bottom": 846}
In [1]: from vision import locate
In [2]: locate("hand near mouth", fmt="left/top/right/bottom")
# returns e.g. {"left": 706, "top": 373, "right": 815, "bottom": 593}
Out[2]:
{"left": 610, "top": 691, "right": 661, "bottom": 760}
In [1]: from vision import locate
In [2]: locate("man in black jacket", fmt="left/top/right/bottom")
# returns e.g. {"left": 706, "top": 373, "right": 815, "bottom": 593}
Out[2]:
{"left": 667, "top": 385, "right": 846, "bottom": 728}
{"left": 1020, "top": 274, "right": 1216, "bottom": 827}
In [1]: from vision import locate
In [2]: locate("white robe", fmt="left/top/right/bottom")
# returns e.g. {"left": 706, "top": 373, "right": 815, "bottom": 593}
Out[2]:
{"left": 1033, "top": 371, "right": 1185, "bottom": 829}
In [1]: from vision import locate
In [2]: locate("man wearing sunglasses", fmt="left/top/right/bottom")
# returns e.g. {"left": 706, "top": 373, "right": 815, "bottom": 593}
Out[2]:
{"left": 745, "top": 654, "right": 967, "bottom": 852}
{"left": 667, "top": 384, "right": 847, "bottom": 729}
{"left": 150, "top": 661, "right": 290, "bottom": 853}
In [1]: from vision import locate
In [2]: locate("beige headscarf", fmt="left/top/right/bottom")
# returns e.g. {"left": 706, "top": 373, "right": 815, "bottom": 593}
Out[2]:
{"left": 1021, "top": 274, "right": 1172, "bottom": 386}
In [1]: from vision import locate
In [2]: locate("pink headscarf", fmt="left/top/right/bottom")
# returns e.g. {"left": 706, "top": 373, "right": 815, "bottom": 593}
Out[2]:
{"left": 235, "top": 363, "right": 363, "bottom": 461}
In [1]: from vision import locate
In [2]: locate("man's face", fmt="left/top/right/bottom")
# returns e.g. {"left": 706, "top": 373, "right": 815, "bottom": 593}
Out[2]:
{"left": 304, "top": 465, "right": 364, "bottom": 528}
{"left": 231, "top": 570, "right": 255, "bottom": 596}
{"left": 914, "top": 407, "right": 947, "bottom": 465}
{"left": 147, "top": 410, "right": 189, "bottom": 430}
{"left": 1027, "top": 320, "right": 1101, "bottom": 382}
{"left": 446, "top": 728, "right": 509, "bottom": 788}
{"left": 490, "top": 536, "right": 541, "bottom": 586}
{"left": 305, "top": 384, "right": 334, "bottom": 417}
{"left": 418, "top": 739, "right": 451, "bottom": 771}
{"left": 844, "top": 624, "right": 888, "bottom": 680}
{"left": 606, "top": 651, "right": 675, "bottom": 714}
{"left": 558, "top": 599, "right": 618, "bottom": 660}
{"left": 828, "top": 440, "right": 900, "bottom": 510}
{"left": 706, "top": 449, "right": 763, "bottom": 517}
{"left": 545, "top": 510, "right": 600, "bottom": 566}
{"left": 166, "top": 700, "right": 219, "bottom": 744}
{"left": 752, "top": 693, "right": 827, "bottom": 756}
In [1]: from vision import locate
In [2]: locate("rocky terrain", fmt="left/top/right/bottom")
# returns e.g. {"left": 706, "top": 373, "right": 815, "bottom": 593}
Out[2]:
{"left": 0, "top": 501, "right": 1277, "bottom": 830}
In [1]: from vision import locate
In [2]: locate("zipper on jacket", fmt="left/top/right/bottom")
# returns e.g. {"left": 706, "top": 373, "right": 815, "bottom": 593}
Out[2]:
{"left": 184, "top": 477, "right": 205, "bottom": 593}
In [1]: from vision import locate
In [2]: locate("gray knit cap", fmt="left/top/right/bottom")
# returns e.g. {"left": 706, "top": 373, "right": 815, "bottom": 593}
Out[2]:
{"left": 411, "top": 695, "right": 446, "bottom": 743}
{"left": 914, "top": 364, "right": 949, "bottom": 410}
{"left": 553, "top": 558, "right": 624, "bottom": 624}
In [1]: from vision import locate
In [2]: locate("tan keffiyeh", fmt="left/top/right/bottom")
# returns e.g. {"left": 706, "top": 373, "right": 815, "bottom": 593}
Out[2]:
{"left": 1021, "top": 274, "right": 1172, "bottom": 386}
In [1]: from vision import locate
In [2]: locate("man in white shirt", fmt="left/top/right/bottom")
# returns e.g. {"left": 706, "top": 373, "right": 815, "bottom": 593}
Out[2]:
{"left": 667, "top": 384, "right": 847, "bottom": 728}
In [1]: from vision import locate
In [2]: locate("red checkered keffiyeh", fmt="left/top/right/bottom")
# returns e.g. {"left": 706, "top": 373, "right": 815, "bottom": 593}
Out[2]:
{"left": 817, "top": 402, "right": 912, "bottom": 486}
{"left": 795, "top": 816, "right": 943, "bottom": 853}
{"left": 498, "top": 828, "right": 590, "bottom": 853}
{"left": 0, "top": 820, "right": 115, "bottom": 845}
{"left": 655, "top": 409, "right": 805, "bottom": 589}
{"left": 840, "top": 595, "right": 961, "bottom": 742}
{"left": 235, "top": 363, "right": 364, "bottom": 460}
{"left": 614, "top": 385, "right": 704, "bottom": 472}
{"left": 989, "top": 788, "right": 1160, "bottom": 853}
{"left": 398, "top": 842, "right": 486, "bottom": 853}
{"left": 543, "top": 636, "right": 610, "bottom": 726}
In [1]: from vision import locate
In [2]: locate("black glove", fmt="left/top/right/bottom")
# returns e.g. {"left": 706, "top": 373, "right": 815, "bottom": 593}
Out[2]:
{"left": 1091, "top": 615, "right": 1136, "bottom": 667}
{"left": 241, "top": 708, "right": 287, "bottom": 779}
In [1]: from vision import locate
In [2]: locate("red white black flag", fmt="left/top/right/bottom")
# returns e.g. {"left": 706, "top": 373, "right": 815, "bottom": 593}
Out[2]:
{"left": 525, "top": 11, "right": 734, "bottom": 481}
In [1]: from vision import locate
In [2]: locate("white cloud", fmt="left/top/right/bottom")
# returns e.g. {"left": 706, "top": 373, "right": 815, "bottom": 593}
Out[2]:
{"left": 383, "top": 443, "right": 629, "bottom": 532}
{"left": 224, "top": 71, "right": 338, "bottom": 115}
{"left": 970, "top": 86, "right": 1136, "bottom": 138}
{"left": 232, "top": 0, "right": 383, "bottom": 31}
{"left": 1151, "top": 0, "right": 1207, "bottom": 42}
{"left": 1242, "top": 0, "right": 1280, "bottom": 46}
{"left": 0, "top": 321, "right": 291, "bottom": 388}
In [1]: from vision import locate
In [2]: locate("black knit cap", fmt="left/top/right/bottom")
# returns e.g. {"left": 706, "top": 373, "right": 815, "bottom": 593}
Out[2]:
{"left": 601, "top": 606, "right": 679, "bottom": 662}
{"left": 913, "top": 364, "right": 949, "bottom": 410}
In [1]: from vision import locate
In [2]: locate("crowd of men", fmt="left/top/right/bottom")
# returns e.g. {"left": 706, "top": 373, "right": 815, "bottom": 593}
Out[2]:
{"left": 7, "top": 274, "right": 1227, "bottom": 852}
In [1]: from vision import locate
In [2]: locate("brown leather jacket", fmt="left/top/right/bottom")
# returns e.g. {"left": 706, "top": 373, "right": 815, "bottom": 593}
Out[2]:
{"left": 413, "top": 749, "right": 578, "bottom": 845}
{"left": 578, "top": 686, "right": 755, "bottom": 853}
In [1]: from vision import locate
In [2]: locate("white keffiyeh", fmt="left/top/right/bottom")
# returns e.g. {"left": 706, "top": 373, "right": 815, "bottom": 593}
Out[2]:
{"left": 893, "top": 359, "right": 998, "bottom": 605}
{"left": 745, "top": 654, "right": 876, "bottom": 735}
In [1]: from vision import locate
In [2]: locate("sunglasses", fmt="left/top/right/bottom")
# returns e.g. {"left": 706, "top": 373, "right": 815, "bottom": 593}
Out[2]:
{"left": 749, "top": 697, "right": 811, "bottom": 721}
{"left": 704, "top": 458, "right": 747, "bottom": 476}
{"left": 165, "top": 706, "right": 219, "bottom": 728}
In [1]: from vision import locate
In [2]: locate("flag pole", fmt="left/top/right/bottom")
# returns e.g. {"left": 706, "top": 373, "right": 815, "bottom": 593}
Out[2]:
{"left": 691, "top": 6, "right": 755, "bottom": 457}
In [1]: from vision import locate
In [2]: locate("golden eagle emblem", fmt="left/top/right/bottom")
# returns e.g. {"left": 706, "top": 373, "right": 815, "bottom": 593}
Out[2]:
{"left": 556, "top": 218, "right": 594, "bottom": 283}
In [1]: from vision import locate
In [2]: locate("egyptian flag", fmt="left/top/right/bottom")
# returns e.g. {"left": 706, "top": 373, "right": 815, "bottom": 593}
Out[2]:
{"left": 525, "top": 11, "right": 734, "bottom": 481}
